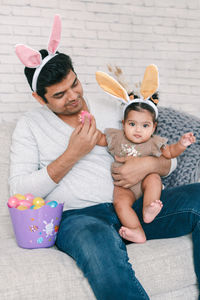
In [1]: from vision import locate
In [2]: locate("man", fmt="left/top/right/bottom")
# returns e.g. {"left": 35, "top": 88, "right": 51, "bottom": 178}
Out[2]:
{"left": 10, "top": 49, "right": 200, "bottom": 299}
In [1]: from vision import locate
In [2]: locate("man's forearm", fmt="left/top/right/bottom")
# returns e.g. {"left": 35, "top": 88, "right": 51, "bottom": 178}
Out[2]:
{"left": 149, "top": 155, "right": 171, "bottom": 177}
{"left": 47, "top": 149, "right": 79, "bottom": 184}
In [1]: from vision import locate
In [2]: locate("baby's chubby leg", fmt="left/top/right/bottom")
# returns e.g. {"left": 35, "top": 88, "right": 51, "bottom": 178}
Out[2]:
{"left": 114, "top": 186, "right": 146, "bottom": 243}
{"left": 142, "top": 173, "right": 163, "bottom": 223}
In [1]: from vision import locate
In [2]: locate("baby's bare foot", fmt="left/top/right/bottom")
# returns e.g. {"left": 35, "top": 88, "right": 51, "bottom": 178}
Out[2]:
{"left": 119, "top": 226, "right": 146, "bottom": 243}
{"left": 143, "top": 200, "right": 163, "bottom": 223}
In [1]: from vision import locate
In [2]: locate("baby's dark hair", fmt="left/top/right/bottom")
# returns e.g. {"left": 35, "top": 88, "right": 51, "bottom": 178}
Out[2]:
{"left": 24, "top": 50, "right": 75, "bottom": 103}
{"left": 124, "top": 92, "right": 159, "bottom": 123}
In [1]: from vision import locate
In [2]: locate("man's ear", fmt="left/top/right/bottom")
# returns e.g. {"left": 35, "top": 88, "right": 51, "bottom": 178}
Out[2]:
{"left": 32, "top": 92, "right": 46, "bottom": 106}
{"left": 122, "top": 119, "right": 125, "bottom": 128}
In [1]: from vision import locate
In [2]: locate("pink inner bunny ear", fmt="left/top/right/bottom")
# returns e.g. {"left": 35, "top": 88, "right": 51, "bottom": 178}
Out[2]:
{"left": 48, "top": 15, "right": 61, "bottom": 54}
{"left": 15, "top": 44, "right": 42, "bottom": 68}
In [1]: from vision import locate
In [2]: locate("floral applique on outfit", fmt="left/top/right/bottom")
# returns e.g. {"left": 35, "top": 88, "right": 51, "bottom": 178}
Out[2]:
{"left": 120, "top": 144, "right": 141, "bottom": 157}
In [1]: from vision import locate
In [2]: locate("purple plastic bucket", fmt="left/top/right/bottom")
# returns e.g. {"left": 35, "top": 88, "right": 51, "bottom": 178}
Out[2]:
{"left": 8, "top": 203, "right": 63, "bottom": 249}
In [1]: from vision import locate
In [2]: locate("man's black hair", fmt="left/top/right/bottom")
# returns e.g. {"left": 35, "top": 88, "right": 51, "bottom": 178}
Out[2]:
{"left": 24, "top": 50, "right": 75, "bottom": 103}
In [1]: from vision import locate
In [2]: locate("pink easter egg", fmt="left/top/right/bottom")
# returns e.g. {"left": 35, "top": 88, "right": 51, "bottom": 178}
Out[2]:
{"left": 8, "top": 197, "right": 19, "bottom": 208}
{"left": 18, "top": 200, "right": 32, "bottom": 209}
{"left": 24, "top": 193, "right": 34, "bottom": 202}
{"left": 80, "top": 111, "right": 92, "bottom": 124}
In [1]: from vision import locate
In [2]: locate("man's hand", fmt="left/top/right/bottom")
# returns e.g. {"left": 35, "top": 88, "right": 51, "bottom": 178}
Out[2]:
{"left": 112, "top": 156, "right": 147, "bottom": 188}
{"left": 47, "top": 115, "right": 100, "bottom": 184}
{"left": 67, "top": 115, "right": 100, "bottom": 161}
{"left": 112, "top": 155, "right": 171, "bottom": 188}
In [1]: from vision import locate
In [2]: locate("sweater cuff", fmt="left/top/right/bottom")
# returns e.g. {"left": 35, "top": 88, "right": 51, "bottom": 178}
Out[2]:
{"left": 9, "top": 166, "right": 58, "bottom": 198}
{"left": 162, "top": 158, "right": 177, "bottom": 178}
{"left": 43, "top": 166, "right": 58, "bottom": 189}
{"left": 29, "top": 166, "right": 58, "bottom": 197}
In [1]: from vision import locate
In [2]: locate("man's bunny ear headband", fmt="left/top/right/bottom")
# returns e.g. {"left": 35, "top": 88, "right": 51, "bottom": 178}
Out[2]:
{"left": 15, "top": 15, "right": 61, "bottom": 92}
{"left": 96, "top": 64, "right": 159, "bottom": 119}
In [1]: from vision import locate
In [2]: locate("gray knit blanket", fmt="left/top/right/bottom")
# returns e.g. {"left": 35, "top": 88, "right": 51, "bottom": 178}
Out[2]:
{"left": 157, "top": 107, "right": 200, "bottom": 187}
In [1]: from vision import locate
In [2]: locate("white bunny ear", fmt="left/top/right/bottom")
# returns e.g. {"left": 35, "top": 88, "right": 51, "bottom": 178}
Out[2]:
{"left": 15, "top": 44, "right": 42, "bottom": 68}
{"left": 15, "top": 15, "right": 62, "bottom": 91}
{"left": 96, "top": 71, "right": 129, "bottom": 104}
{"left": 47, "top": 14, "right": 61, "bottom": 54}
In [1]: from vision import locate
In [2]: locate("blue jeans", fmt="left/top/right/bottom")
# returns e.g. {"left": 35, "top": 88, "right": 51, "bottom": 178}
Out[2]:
{"left": 56, "top": 183, "right": 200, "bottom": 300}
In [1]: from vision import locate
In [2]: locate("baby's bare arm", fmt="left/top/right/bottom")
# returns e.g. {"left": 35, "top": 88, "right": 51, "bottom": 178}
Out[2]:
{"left": 161, "top": 132, "right": 196, "bottom": 159}
{"left": 96, "top": 130, "right": 108, "bottom": 146}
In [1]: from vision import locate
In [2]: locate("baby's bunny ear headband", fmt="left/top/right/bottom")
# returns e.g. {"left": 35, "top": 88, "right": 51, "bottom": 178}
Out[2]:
{"left": 15, "top": 15, "right": 61, "bottom": 92}
{"left": 96, "top": 64, "right": 159, "bottom": 119}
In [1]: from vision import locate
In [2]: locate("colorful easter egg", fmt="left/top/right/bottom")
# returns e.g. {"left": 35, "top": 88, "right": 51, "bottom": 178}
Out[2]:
{"left": 7, "top": 196, "right": 19, "bottom": 208}
{"left": 45, "top": 200, "right": 52, "bottom": 204}
{"left": 17, "top": 205, "right": 28, "bottom": 210}
{"left": 47, "top": 201, "right": 58, "bottom": 208}
{"left": 80, "top": 111, "right": 92, "bottom": 124}
{"left": 13, "top": 193, "right": 26, "bottom": 200}
{"left": 24, "top": 193, "right": 34, "bottom": 202}
{"left": 18, "top": 200, "right": 32, "bottom": 209}
{"left": 33, "top": 197, "right": 45, "bottom": 207}
{"left": 33, "top": 205, "right": 43, "bottom": 210}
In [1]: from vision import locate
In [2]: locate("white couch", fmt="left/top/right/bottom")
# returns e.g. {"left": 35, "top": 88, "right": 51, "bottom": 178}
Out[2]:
{"left": 0, "top": 117, "right": 199, "bottom": 300}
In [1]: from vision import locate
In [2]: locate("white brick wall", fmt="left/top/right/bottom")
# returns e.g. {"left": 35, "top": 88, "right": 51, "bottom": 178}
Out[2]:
{"left": 0, "top": 0, "right": 200, "bottom": 122}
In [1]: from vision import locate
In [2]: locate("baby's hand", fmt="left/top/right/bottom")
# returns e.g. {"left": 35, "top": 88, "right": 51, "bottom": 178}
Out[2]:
{"left": 179, "top": 132, "right": 196, "bottom": 147}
